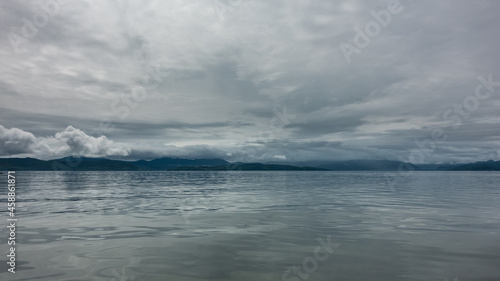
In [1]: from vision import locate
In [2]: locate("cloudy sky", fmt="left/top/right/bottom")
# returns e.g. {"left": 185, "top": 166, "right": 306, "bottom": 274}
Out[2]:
{"left": 1, "top": 0, "right": 500, "bottom": 163}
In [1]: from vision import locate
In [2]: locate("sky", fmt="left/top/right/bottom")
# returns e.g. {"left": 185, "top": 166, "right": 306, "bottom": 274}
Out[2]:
{"left": 1, "top": 0, "right": 500, "bottom": 163}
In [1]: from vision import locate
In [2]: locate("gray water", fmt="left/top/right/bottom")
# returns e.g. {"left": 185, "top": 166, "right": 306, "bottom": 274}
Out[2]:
{"left": 1, "top": 171, "right": 499, "bottom": 281}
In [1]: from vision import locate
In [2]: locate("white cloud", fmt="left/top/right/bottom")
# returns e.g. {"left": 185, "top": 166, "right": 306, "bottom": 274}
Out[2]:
{"left": 274, "top": 155, "right": 287, "bottom": 160}
{"left": 0, "top": 125, "right": 36, "bottom": 155}
{"left": 0, "top": 125, "right": 130, "bottom": 159}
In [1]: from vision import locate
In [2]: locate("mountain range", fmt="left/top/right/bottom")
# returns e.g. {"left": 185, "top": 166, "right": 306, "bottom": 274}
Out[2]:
{"left": 0, "top": 157, "right": 499, "bottom": 171}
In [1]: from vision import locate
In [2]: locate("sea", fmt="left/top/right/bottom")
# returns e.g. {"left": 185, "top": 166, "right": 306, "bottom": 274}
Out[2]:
{"left": 1, "top": 171, "right": 499, "bottom": 281}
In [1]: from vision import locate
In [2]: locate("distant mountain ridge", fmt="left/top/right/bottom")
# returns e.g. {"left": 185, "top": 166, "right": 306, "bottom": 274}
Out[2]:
{"left": 269, "top": 160, "right": 418, "bottom": 171}
{"left": 0, "top": 157, "right": 498, "bottom": 171}
{"left": 448, "top": 160, "right": 500, "bottom": 171}
{"left": 133, "top": 157, "right": 229, "bottom": 170}
{"left": 170, "top": 163, "right": 326, "bottom": 171}
{"left": 0, "top": 157, "right": 229, "bottom": 171}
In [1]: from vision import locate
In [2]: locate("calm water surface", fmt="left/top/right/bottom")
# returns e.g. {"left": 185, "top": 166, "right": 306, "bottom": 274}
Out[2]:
{"left": 1, "top": 171, "right": 499, "bottom": 281}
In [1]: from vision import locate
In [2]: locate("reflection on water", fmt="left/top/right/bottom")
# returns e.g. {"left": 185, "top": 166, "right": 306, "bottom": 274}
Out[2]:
{"left": 1, "top": 171, "right": 500, "bottom": 280}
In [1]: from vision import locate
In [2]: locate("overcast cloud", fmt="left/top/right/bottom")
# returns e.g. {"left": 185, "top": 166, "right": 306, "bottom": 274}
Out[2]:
{"left": 1, "top": 0, "right": 500, "bottom": 163}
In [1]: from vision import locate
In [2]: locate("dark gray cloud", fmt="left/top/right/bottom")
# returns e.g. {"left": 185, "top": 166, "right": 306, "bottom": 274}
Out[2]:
{"left": 1, "top": 0, "right": 500, "bottom": 163}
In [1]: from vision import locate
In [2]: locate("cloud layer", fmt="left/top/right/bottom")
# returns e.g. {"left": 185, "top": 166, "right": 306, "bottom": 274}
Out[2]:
{"left": 1, "top": 0, "right": 500, "bottom": 163}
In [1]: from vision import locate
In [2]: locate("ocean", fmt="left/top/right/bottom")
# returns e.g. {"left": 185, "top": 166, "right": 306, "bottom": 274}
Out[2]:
{"left": 1, "top": 171, "right": 500, "bottom": 281}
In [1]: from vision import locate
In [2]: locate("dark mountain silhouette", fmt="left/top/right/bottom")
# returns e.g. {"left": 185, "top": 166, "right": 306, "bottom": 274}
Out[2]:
{"left": 0, "top": 157, "right": 323, "bottom": 171}
{"left": 170, "top": 163, "right": 326, "bottom": 171}
{"left": 133, "top": 157, "right": 229, "bottom": 170}
{"left": 0, "top": 157, "right": 498, "bottom": 171}
{"left": 450, "top": 160, "right": 500, "bottom": 171}
{"left": 0, "top": 156, "right": 227, "bottom": 171}
{"left": 268, "top": 159, "right": 418, "bottom": 171}
{"left": 0, "top": 157, "right": 50, "bottom": 170}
